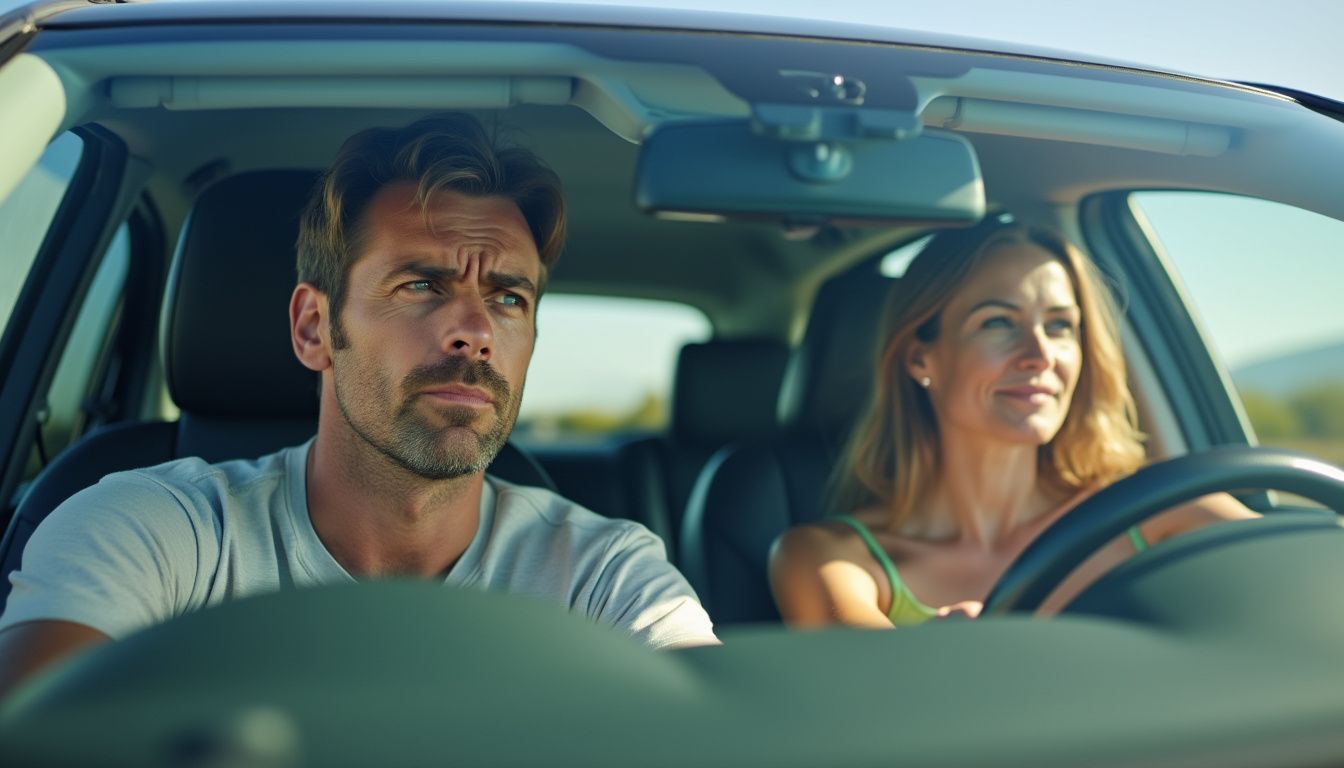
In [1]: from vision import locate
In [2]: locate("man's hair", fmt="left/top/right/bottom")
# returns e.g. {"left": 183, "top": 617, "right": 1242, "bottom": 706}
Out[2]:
{"left": 296, "top": 112, "right": 566, "bottom": 347}
{"left": 831, "top": 219, "right": 1146, "bottom": 523}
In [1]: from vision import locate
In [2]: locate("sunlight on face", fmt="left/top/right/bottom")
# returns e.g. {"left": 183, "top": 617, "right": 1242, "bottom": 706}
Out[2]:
{"left": 918, "top": 242, "right": 1082, "bottom": 447}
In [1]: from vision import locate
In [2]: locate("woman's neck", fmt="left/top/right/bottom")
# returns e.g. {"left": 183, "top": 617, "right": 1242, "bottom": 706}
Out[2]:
{"left": 906, "top": 431, "right": 1060, "bottom": 550}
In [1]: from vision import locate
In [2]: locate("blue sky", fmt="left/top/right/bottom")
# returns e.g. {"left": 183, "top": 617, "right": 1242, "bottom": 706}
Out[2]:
{"left": 547, "top": 0, "right": 1344, "bottom": 100}
{"left": 5, "top": 0, "right": 1340, "bottom": 99}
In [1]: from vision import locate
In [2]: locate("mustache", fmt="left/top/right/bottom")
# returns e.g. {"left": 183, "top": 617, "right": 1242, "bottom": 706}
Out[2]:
{"left": 401, "top": 356, "right": 511, "bottom": 403}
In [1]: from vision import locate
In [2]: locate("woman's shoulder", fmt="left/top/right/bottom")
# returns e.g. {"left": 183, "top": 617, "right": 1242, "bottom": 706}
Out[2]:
{"left": 771, "top": 511, "right": 883, "bottom": 566}
{"left": 769, "top": 513, "right": 896, "bottom": 628}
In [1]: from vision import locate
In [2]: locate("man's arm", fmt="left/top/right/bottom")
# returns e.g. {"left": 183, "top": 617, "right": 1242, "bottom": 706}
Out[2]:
{"left": 0, "top": 471, "right": 208, "bottom": 699}
{"left": 588, "top": 524, "right": 719, "bottom": 649}
{"left": 0, "top": 620, "right": 110, "bottom": 699}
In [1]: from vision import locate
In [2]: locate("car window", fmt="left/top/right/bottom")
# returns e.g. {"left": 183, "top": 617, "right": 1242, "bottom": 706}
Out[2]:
{"left": 514, "top": 294, "right": 711, "bottom": 442}
{"left": 1130, "top": 192, "right": 1344, "bottom": 470}
{"left": 0, "top": 132, "right": 84, "bottom": 339}
{"left": 26, "top": 223, "right": 132, "bottom": 481}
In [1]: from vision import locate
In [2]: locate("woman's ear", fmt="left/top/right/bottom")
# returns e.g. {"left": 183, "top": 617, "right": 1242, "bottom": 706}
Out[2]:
{"left": 290, "top": 283, "right": 332, "bottom": 372}
{"left": 905, "top": 342, "right": 934, "bottom": 388}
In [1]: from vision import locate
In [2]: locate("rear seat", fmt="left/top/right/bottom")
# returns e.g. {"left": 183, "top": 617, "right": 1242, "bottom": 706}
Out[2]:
{"left": 530, "top": 338, "right": 788, "bottom": 563}
{"left": 678, "top": 260, "right": 895, "bottom": 623}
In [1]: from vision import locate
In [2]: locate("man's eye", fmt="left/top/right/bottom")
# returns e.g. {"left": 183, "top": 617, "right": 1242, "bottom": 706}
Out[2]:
{"left": 492, "top": 292, "right": 525, "bottom": 308}
{"left": 401, "top": 280, "right": 435, "bottom": 293}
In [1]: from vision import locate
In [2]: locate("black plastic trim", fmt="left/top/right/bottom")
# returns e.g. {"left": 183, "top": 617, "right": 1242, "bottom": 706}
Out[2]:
{"left": 0, "top": 125, "right": 129, "bottom": 527}
{"left": 1237, "top": 82, "right": 1344, "bottom": 124}
{"left": 108, "top": 200, "right": 168, "bottom": 427}
{"left": 0, "top": 0, "right": 96, "bottom": 66}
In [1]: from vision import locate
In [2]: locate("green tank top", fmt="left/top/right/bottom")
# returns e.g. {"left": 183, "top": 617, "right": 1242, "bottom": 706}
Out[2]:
{"left": 834, "top": 515, "right": 1150, "bottom": 627}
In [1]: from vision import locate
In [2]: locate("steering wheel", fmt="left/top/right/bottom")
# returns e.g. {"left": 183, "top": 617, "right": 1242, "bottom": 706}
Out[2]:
{"left": 981, "top": 445, "right": 1344, "bottom": 615}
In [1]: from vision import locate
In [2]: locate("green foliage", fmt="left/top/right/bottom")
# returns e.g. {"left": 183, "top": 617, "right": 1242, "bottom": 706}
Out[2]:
{"left": 1239, "top": 390, "right": 1301, "bottom": 439}
{"left": 1240, "top": 382, "right": 1344, "bottom": 465}
{"left": 1240, "top": 382, "right": 1344, "bottom": 440}
{"left": 548, "top": 392, "right": 666, "bottom": 435}
{"left": 1288, "top": 383, "right": 1344, "bottom": 438}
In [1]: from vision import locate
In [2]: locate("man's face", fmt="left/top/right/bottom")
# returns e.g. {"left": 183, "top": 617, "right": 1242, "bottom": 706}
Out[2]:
{"left": 328, "top": 182, "right": 540, "bottom": 480}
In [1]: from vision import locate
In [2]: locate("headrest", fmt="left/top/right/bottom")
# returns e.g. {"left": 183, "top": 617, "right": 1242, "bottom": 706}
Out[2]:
{"left": 672, "top": 339, "right": 789, "bottom": 447}
{"left": 777, "top": 261, "right": 895, "bottom": 446}
{"left": 163, "top": 170, "right": 321, "bottom": 418}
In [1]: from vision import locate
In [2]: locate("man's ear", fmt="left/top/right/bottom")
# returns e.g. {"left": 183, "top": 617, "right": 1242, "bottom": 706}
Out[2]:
{"left": 291, "top": 283, "right": 332, "bottom": 372}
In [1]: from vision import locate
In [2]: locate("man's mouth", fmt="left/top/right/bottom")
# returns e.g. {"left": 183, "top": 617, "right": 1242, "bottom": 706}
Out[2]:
{"left": 403, "top": 357, "right": 511, "bottom": 412}
{"left": 421, "top": 385, "right": 495, "bottom": 408}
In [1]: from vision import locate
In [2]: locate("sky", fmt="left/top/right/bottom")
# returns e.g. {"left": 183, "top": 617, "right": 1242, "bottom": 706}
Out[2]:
{"left": 4, "top": 0, "right": 1340, "bottom": 99}
{"left": 543, "top": 0, "right": 1344, "bottom": 101}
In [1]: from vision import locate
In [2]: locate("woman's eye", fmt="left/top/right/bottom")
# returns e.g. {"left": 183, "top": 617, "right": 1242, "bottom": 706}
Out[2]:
{"left": 981, "top": 316, "right": 1013, "bottom": 330}
{"left": 1046, "top": 319, "right": 1078, "bottom": 336}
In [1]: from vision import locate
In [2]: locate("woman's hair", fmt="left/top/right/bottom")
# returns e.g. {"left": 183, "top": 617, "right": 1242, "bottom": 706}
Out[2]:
{"left": 831, "top": 218, "right": 1146, "bottom": 523}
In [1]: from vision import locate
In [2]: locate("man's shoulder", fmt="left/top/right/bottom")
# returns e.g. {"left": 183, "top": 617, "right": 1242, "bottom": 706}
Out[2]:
{"left": 75, "top": 443, "right": 304, "bottom": 521}
{"left": 112, "top": 444, "right": 298, "bottom": 490}
{"left": 486, "top": 476, "right": 641, "bottom": 536}
{"left": 482, "top": 475, "right": 661, "bottom": 563}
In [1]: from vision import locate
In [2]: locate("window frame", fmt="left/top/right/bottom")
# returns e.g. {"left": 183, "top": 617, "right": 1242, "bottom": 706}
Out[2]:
{"left": 0, "top": 124, "right": 130, "bottom": 521}
{"left": 1079, "top": 190, "right": 1253, "bottom": 452}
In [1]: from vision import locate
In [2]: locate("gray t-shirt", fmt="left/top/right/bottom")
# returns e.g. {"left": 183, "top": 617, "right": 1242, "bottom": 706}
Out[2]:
{"left": 1, "top": 441, "right": 717, "bottom": 650}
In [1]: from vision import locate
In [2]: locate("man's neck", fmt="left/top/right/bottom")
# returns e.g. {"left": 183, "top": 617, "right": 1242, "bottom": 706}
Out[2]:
{"left": 304, "top": 425, "right": 485, "bottom": 579}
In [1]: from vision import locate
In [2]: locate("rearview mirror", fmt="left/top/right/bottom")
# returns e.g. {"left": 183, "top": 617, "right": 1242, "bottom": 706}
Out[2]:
{"left": 634, "top": 119, "right": 985, "bottom": 227}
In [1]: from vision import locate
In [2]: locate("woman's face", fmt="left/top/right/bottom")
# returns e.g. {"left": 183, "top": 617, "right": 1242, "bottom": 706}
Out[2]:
{"left": 909, "top": 241, "right": 1083, "bottom": 447}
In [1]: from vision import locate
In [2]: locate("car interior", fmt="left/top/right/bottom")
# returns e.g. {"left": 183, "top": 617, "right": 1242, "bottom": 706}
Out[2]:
{"left": 3, "top": 4, "right": 1344, "bottom": 764}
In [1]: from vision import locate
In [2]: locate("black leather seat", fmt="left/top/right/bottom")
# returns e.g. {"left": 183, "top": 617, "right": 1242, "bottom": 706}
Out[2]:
{"left": 533, "top": 338, "right": 788, "bottom": 562}
{"left": 678, "top": 259, "right": 895, "bottom": 624}
{"left": 0, "top": 170, "right": 552, "bottom": 610}
{"left": 633, "top": 339, "right": 789, "bottom": 561}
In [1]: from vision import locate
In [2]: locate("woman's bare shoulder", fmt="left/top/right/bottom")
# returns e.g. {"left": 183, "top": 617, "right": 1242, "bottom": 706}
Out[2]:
{"left": 769, "top": 516, "right": 892, "bottom": 628}
{"left": 771, "top": 519, "right": 859, "bottom": 565}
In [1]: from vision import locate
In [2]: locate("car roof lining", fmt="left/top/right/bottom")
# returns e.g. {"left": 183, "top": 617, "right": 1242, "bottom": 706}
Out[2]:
{"left": 16, "top": 21, "right": 1344, "bottom": 337}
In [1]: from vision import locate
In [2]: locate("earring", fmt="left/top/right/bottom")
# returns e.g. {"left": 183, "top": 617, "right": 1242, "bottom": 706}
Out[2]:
{"left": 919, "top": 376, "right": 931, "bottom": 388}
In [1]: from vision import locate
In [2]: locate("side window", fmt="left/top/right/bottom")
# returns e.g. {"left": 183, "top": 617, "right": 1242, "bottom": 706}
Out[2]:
{"left": 32, "top": 223, "right": 132, "bottom": 472}
{"left": 514, "top": 294, "right": 711, "bottom": 442}
{"left": 0, "top": 132, "right": 84, "bottom": 338}
{"left": 1131, "top": 192, "right": 1344, "bottom": 468}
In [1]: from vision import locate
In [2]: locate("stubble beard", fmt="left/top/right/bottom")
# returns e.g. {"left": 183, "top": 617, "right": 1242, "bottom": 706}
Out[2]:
{"left": 334, "top": 353, "right": 521, "bottom": 481}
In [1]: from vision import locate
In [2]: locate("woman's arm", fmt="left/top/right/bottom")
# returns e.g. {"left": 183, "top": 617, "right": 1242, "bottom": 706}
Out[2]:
{"left": 1142, "top": 491, "right": 1261, "bottom": 545}
{"left": 768, "top": 526, "right": 895, "bottom": 629}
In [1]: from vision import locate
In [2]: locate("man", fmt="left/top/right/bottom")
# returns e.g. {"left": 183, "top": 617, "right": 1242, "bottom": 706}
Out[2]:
{"left": 0, "top": 113, "right": 717, "bottom": 695}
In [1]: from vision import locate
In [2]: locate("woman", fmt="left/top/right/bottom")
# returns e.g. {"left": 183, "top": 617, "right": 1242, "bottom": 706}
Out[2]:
{"left": 769, "top": 219, "right": 1256, "bottom": 628}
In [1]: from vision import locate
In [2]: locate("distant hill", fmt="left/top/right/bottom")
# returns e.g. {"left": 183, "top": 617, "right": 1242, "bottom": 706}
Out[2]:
{"left": 1232, "top": 340, "right": 1344, "bottom": 397}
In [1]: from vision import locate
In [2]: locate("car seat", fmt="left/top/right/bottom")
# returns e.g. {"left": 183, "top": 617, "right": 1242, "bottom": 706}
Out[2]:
{"left": 679, "top": 258, "right": 894, "bottom": 623}
{"left": 626, "top": 338, "right": 789, "bottom": 561}
{"left": 526, "top": 338, "right": 787, "bottom": 563}
{"left": 0, "top": 170, "right": 553, "bottom": 610}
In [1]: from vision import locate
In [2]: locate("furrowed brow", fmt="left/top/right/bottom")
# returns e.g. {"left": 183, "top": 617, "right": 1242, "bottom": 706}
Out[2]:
{"left": 383, "top": 261, "right": 462, "bottom": 285}
{"left": 486, "top": 271, "right": 538, "bottom": 298}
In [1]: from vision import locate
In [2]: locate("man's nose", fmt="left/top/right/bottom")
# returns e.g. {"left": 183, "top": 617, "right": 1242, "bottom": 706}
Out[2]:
{"left": 441, "top": 290, "right": 493, "bottom": 360}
